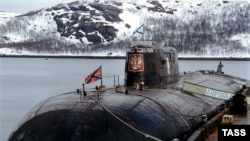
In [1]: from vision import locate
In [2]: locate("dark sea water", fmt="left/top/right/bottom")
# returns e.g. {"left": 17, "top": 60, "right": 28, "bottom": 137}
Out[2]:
{"left": 0, "top": 57, "right": 249, "bottom": 141}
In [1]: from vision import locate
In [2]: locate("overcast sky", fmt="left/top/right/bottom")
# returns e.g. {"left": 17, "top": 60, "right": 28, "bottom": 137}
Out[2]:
{"left": 0, "top": 0, "right": 65, "bottom": 13}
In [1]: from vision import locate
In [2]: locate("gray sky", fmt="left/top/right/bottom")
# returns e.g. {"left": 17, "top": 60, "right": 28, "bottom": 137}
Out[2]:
{"left": 0, "top": 0, "right": 65, "bottom": 13}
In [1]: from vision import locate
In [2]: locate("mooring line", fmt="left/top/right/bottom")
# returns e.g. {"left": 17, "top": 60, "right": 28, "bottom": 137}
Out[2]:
{"left": 128, "top": 91, "right": 205, "bottom": 118}
{"left": 88, "top": 95, "right": 162, "bottom": 141}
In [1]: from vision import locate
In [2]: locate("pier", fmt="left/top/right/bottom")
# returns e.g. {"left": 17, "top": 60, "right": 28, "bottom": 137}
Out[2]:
{"left": 187, "top": 83, "right": 250, "bottom": 141}
{"left": 187, "top": 104, "right": 250, "bottom": 141}
{"left": 205, "top": 105, "right": 250, "bottom": 141}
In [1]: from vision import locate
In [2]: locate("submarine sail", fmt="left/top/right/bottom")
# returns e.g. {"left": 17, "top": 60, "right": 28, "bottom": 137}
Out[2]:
{"left": 125, "top": 41, "right": 179, "bottom": 87}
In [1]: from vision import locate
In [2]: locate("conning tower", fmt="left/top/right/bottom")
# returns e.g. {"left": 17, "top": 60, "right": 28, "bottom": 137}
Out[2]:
{"left": 125, "top": 41, "right": 180, "bottom": 87}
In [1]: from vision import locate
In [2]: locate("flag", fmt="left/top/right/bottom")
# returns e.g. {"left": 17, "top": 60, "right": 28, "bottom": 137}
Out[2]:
{"left": 132, "top": 24, "right": 144, "bottom": 36}
{"left": 84, "top": 66, "right": 102, "bottom": 84}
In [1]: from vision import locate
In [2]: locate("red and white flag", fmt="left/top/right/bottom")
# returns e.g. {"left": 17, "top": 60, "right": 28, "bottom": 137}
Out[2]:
{"left": 84, "top": 66, "right": 102, "bottom": 84}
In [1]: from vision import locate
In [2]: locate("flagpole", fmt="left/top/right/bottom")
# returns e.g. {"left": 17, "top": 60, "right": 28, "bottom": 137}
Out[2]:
{"left": 100, "top": 65, "right": 103, "bottom": 87}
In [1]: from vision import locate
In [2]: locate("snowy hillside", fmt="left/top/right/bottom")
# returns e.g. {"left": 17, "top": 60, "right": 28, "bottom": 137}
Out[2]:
{"left": 0, "top": 0, "right": 250, "bottom": 58}
{"left": 0, "top": 11, "right": 20, "bottom": 24}
{"left": 0, "top": 11, "right": 20, "bottom": 18}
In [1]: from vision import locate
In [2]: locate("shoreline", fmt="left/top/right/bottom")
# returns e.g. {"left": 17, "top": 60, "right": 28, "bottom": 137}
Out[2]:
{"left": 0, "top": 54, "right": 250, "bottom": 61}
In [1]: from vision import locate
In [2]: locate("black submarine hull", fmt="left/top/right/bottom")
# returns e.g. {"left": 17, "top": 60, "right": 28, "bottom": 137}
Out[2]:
{"left": 8, "top": 41, "right": 248, "bottom": 141}
{"left": 9, "top": 92, "right": 192, "bottom": 141}
{"left": 7, "top": 91, "right": 208, "bottom": 141}
{"left": 9, "top": 71, "right": 246, "bottom": 141}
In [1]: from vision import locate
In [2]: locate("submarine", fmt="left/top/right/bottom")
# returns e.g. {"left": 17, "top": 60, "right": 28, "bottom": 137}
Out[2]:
{"left": 8, "top": 41, "right": 249, "bottom": 141}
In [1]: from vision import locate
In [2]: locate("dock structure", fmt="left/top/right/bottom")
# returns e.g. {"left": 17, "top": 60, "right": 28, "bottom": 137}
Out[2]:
{"left": 205, "top": 106, "right": 250, "bottom": 141}
{"left": 187, "top": 100, "right": 250, "bottom": 141}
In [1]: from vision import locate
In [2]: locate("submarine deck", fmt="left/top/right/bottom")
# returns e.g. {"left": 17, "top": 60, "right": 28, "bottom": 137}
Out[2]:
{"left": 8, "top": 71, "right": 248, "bottom": 141}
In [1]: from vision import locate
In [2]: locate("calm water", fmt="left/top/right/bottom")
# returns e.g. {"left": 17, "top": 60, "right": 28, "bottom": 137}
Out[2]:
{"left": 0, "top": 57, "right": 249, "bottom": 141}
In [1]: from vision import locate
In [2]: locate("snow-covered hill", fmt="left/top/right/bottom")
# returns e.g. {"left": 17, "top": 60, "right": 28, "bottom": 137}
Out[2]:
{"left": 0, "top": 11, "right": 20, "bottom": 24}
{"left": 0, "top": 11, "right": 20, "bottom": 18}
{"left": 0, "top": 0, "right": 249, "bottom": 57}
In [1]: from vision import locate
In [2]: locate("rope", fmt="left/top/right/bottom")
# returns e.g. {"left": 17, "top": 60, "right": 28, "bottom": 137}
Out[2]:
{"left": 128, "top": 91, "right": 206, "bottom": 118}
{"left": 35, "top": 91, "right": 76, "bottom": 116}
{"left": 213, "top": 72, "right": 246, "bottom": 85}
{"left": 88, "top": 95, "right": 162, "bottom": 141}
{"left": 150, "top": 88, "right": 218, "bottom": 107}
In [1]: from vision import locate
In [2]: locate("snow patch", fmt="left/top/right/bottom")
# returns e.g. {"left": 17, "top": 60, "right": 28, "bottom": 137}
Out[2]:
{"left": 230, "top": 34, "right": 250, "bottom": 48}
{"left": 0, "top": 11, "right": 20, "bottom": 18}
{"left": 0, "top": 11, "right": 20, "bottom": 24}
